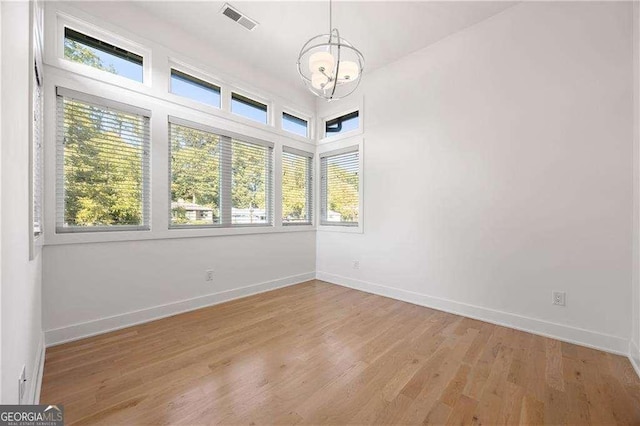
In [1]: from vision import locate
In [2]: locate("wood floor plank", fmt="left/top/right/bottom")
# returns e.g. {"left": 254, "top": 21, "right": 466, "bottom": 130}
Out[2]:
{"left": 40, "top": 280, "right": 640, "bottom": 425}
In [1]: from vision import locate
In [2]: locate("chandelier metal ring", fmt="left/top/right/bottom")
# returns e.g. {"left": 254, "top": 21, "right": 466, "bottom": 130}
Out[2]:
{"left": 296, "top": 2, "right": 365, "bottom": 101}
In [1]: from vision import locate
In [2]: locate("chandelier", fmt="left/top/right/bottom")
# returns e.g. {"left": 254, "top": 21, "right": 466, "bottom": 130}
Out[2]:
{"left": 297, "top": 0, "right": 365, "bottom": 101}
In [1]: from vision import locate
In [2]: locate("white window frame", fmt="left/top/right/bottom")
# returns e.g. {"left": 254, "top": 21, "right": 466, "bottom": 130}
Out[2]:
{"left": 54, "top": 12, "right": 152, "bottom": 89}
{"left": 54, "top": 87, "right": 152, "bottom": 234}
{"left": 281, "top": 146, "right": 314, "bottom": 226}
{"left": 317, "top": 136, "right": 364, "bottom": 233}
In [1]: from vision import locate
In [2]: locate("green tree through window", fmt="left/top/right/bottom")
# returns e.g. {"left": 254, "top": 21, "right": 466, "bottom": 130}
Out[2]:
{"left": 61, "top": 97, "right": 148, "bottom": 228}
{"left": 170, "top": 124, "right": 221, "bottom": 225}
{"left": 282, "top": 150, "right": 312, "bottom": 224}
{"left": 322, "top": 150, "right": 359, "bottom": 224}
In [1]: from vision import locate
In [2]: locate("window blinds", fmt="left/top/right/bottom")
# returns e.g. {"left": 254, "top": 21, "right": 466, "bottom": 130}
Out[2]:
{"left": 169, "top": 117, "right": 273, "bottom": 228}
{"left": 230, "top": 138, "right": 273, "bottom": 225}
{"left": 320, "top": 146, "right": 359, "bottom": 226}
{"left": 56, "top": 88, "right": 150, "bottom": 232}
{"left": 33, "top": 65, "right": 43, "bottom": 236}
{"left": 282, "top": 147, "right": 313, "bottom": 225}
{"left": 169, "top": 122, "right": 222, "bottom": 226}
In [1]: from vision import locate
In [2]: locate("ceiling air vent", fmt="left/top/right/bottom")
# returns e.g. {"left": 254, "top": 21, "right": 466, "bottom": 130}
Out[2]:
{"left": 221, "top": 3, "right": 258, "bottom": 31}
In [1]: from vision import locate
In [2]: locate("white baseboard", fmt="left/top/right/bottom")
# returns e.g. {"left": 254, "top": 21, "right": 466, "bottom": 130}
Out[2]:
{"left": 28, "top": 332, "right": 45, "bottom": 404}
{"left": 630, "top": 340, "right": 640, "bottom": 379}
{"left": 316, "top": 271, "right": 629, "bottom": 356}
{"left": 45, "top": 272, "right": 315, "bottom": 347}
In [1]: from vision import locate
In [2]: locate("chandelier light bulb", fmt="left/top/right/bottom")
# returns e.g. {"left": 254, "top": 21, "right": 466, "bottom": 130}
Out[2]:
{"left": 337, "top": 61, "right": 359, "bottom": 81}
{"left": 309, "top": 51, "right": 335, "bottom": 74}
{"left": 311, "top": 72, "right": 332, "bottom": 90}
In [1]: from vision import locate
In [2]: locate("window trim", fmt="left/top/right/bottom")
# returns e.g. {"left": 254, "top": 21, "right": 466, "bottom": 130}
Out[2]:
{"left": 55, "top": 87, "right": 151, "bottom": 233}
{"left": 317, "top": 137, "right": 364, "bottom": 233}
{"left": 282, "top": 146, "right": 314, "bottom": 226}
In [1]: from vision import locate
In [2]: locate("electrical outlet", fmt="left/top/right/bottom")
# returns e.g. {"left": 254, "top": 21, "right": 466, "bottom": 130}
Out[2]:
{"left": 353, "top": 260, "right": 360, "bottom": 270}
{"left": 552, "top": 291, "right": 566, "bottom": 307}
{"left": 18, "top": 365, "right": 26, "bottom": 404}
{"left": 205, "top": 270, "right": 214, "bottom": 282}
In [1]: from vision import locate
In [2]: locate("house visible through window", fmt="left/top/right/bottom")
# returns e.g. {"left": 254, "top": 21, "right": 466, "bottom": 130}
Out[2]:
{"left": 170, "top": 69, "right": 221, "bottom": 108}
{"left": 320, "top": 147, "right": 359, "bottom": 226}
{"left": 169, "top": 118, "right": 274, "bottom": 228}
{"left": 325, "top": 110, "right": 359, "bottom": 137}
{"left": 282, "top": 112, "right": 308, "bottom": 138}
{"left": 170, "top": 122, "right": 221, "bottom": 226}
{"left": 282, "top": 147, "right": 313, "bottom": 225}
{"left": 231, "top": 139, "right": 272, "bottom": 225}
{"left": 231, "top": 92, "right": 268, "bottom": 124}
{"left": 56, "top": 88, "right": 150, "bottom": 232}
{"left": 64, "top": 27, "right": 143, "bottom": 82}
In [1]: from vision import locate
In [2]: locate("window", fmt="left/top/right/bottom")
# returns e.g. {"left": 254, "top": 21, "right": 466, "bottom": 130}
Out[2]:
{"left": 320, "top": 147, "right": 359, "bottom": 226}
{"left": 231, "top": 92, "right": 268, "bottom": 124}
{"left": 325, "top": 110, "right": 359, "bottom": 137}
{"left": 282, "top": 112, "right": 308, "bottom": 138}
{"left": 231, "top": 139, "right": 273, "bottom": 225}
{"left": 169, "top": 117, "right": 274, "bottom": 228}
{"left": 56, "top": 88, "right": 150, "bottom": 232}
{"left": 170, "top": 69, "right": 221, "bottom": 108}
{"left": 32, "top": 62, "right": 43, "bottom": 237}
{"left": 64, "top": 28, "right": 143, "bottom": 82}
{"left": 170, "top": 122, "right": 221, "bottom": 226}
{"left": 282, "top": 147, "right": 313, "bottom": 225}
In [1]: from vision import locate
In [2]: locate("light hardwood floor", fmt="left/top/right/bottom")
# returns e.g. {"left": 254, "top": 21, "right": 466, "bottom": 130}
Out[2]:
{"left": 41, "top": 280, "right": 640, "bottom": 425}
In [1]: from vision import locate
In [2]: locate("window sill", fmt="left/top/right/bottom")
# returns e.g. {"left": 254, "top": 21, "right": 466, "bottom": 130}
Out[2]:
{"left": 319, "top": 128, "right": 363, "bottom": 145}
{"left": 317, "top": 224, "right": 363, "bottom": 234}
{"left": 43, "top": 224, "right": 316, "bottom": 246}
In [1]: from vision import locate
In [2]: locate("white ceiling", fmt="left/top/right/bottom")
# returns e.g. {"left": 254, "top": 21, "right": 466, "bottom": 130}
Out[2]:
{"left": 135, "top": 1, "right": 516, "bottom": 93}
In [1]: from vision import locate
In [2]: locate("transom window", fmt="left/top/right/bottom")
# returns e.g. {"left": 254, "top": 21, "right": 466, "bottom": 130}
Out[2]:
{"left": 231, "top": 92, "right": 268, "bottom": 124}
{"left": 56, "top": 88, "right": 150, "bottom": 232}
{"left": 325, "top": 110, "right": 359, "bottom": 137}
{"left": 170, "top": 68, "right": 221, "bottom": 108}
{"left": 282, "top": 112, "right": 308, "bottom": 138}
{"left": 64, "top": 28, "right": 144, "bottom": 82}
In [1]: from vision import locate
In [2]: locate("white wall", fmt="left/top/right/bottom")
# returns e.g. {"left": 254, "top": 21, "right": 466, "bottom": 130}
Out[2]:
{"left": 632, "top": 0, "right": 640, "bottom": 372}
{"left": 317, "top": 2, "right": 634, "bottom": 354}
{"left": 1, "top": 1, "right": 44, "bottom": 403}
{"left": 43, "top": 233, "right": 315, "bottom": 343}
{"left": 42, "top": 2, "right": 316, "bottom": 345}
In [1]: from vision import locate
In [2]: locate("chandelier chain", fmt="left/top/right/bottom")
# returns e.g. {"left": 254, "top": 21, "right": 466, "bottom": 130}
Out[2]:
{"left": 329, "top": 0, "right": 332, "bottom": 37}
